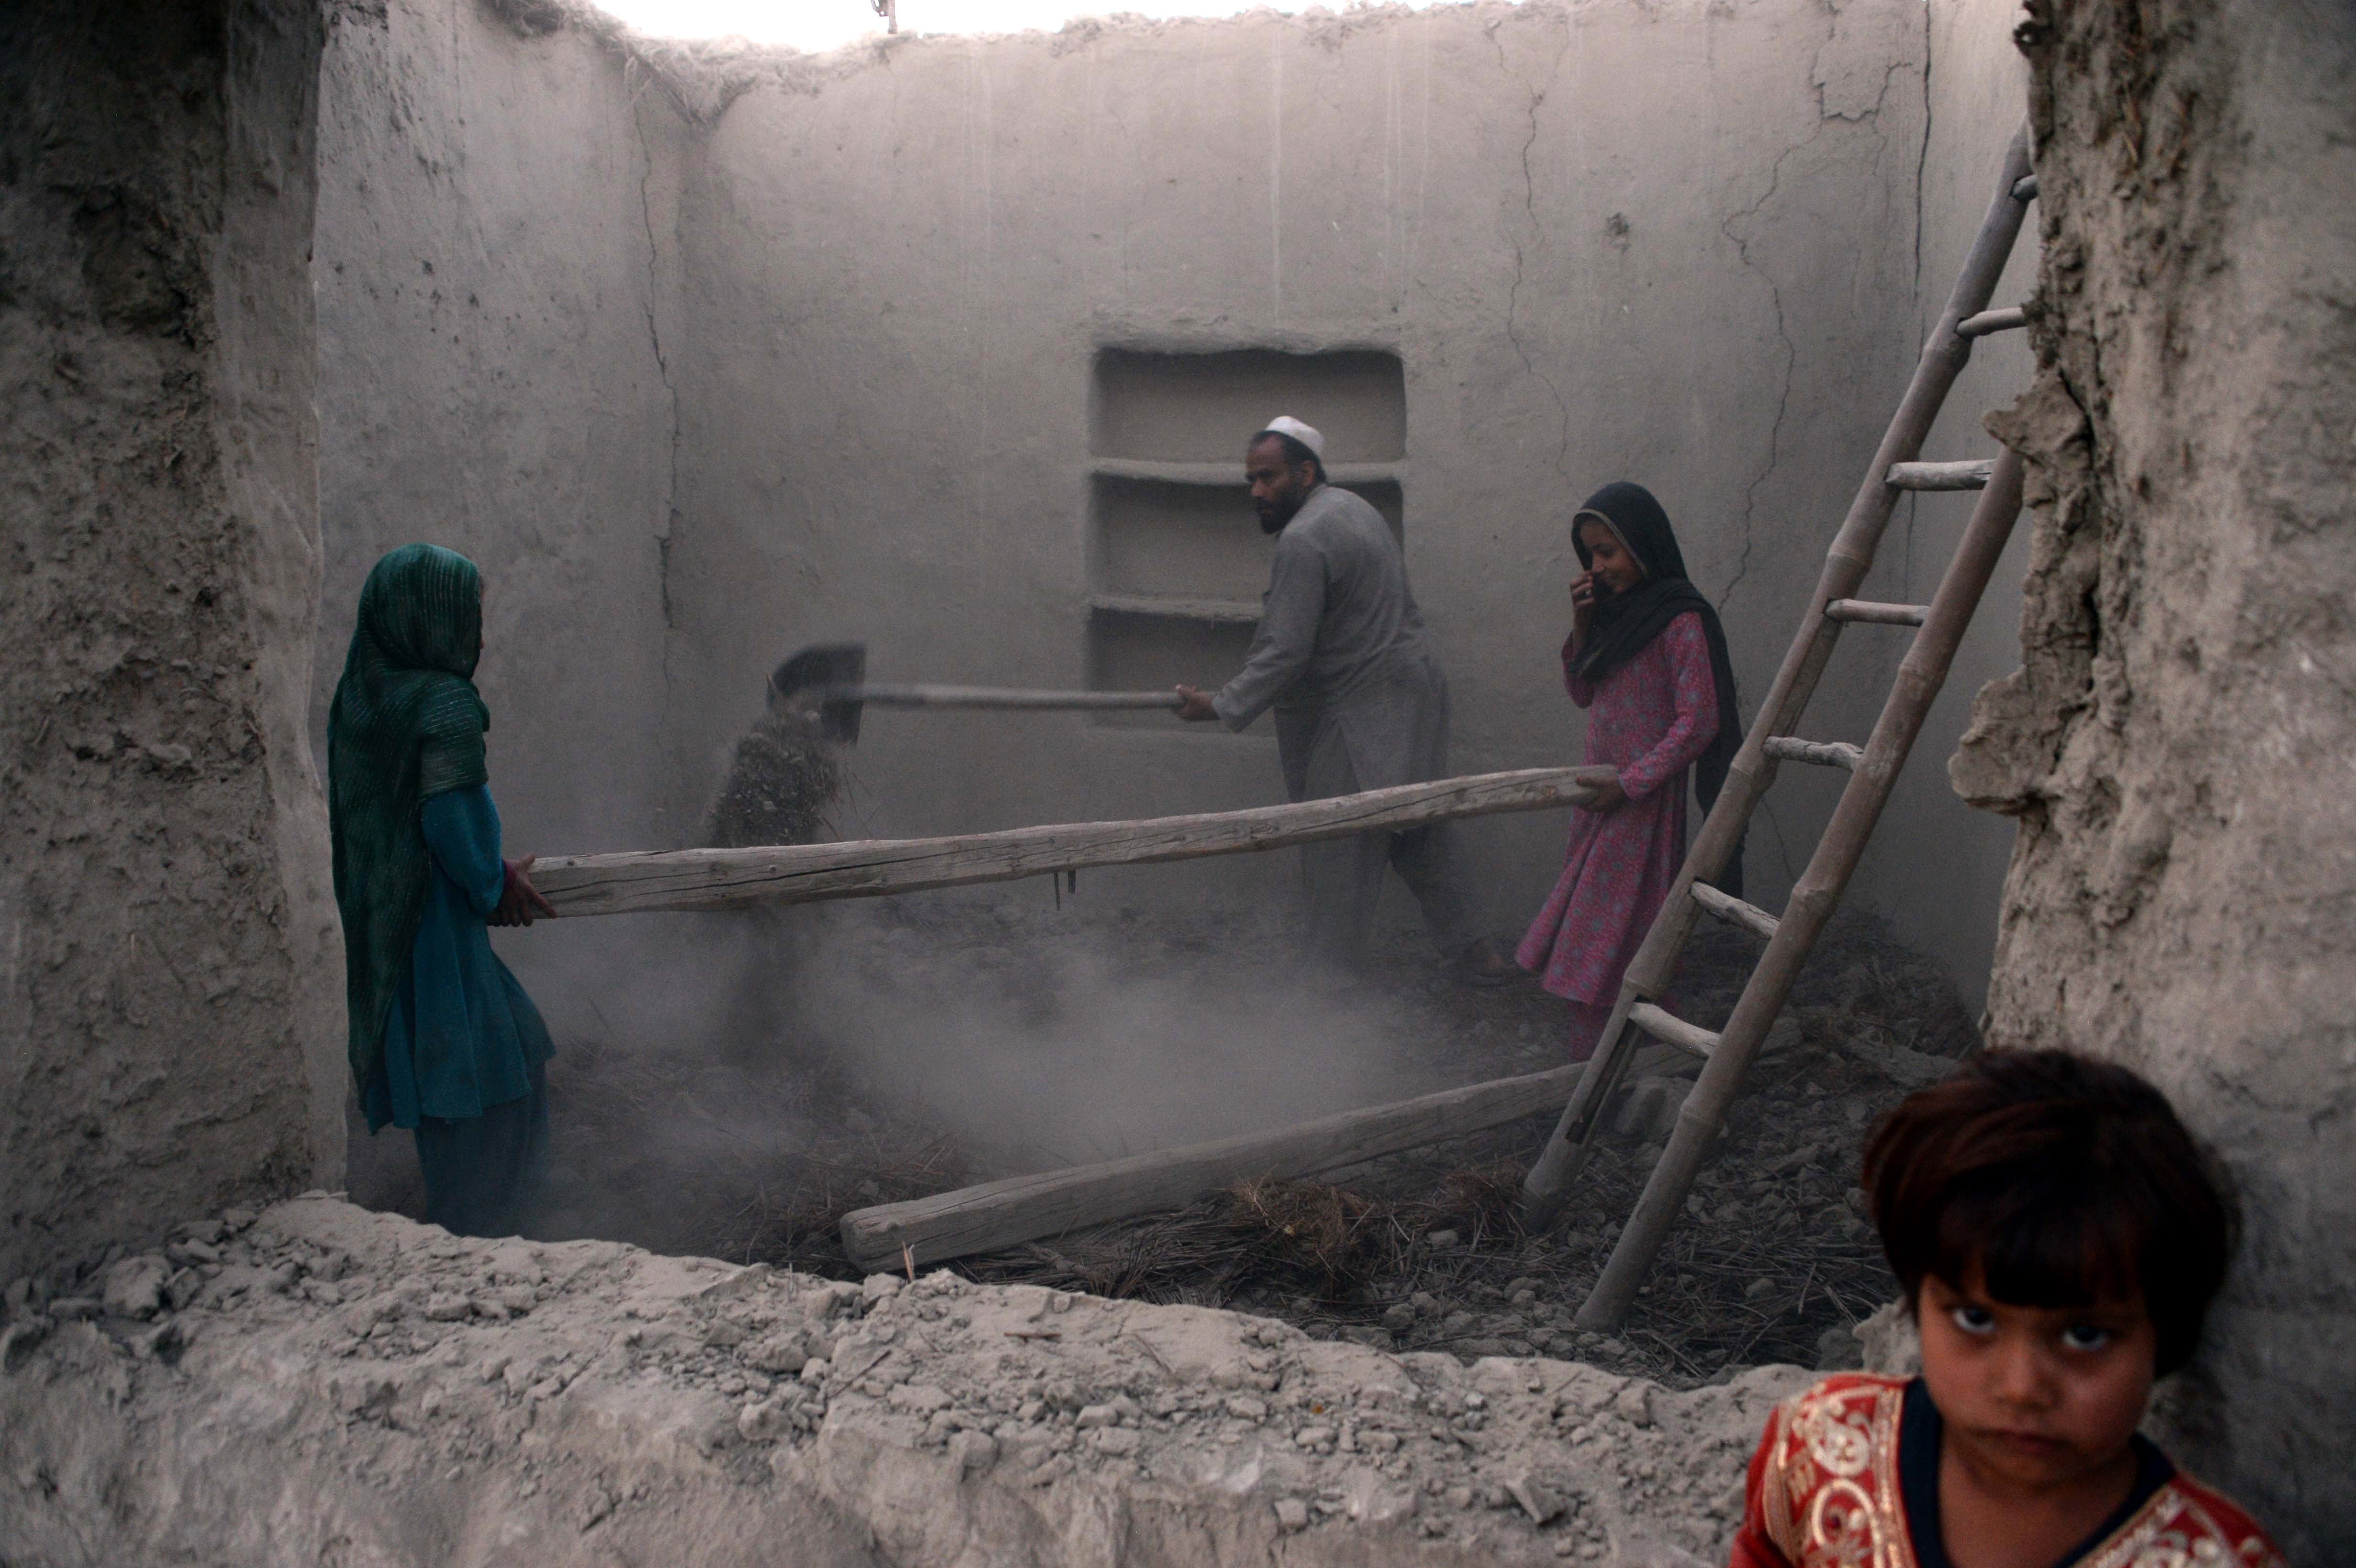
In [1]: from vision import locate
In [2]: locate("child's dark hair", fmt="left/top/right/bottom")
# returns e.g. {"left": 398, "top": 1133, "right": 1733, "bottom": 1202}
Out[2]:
{"left": 1862, "top": 1049, "right": 2238, "bottom": 1376}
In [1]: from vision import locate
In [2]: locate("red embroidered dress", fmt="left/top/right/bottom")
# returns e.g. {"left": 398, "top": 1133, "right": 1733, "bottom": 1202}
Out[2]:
{"left": 1517, "top": 610, "right": 1720, "bottom": 1005}
{"left": 1728, "top": 1373, "right": 2285, "bottom": 1568}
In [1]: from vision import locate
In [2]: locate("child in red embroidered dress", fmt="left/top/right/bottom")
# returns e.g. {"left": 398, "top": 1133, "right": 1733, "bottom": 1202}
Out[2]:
{"left": 1728, "top": 1050, "right": 2282, "bottom": 1568}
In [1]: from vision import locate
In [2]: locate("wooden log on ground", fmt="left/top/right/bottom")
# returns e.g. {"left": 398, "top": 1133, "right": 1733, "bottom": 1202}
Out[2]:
{"left": 534, "top": 766, "right": 1612, "bottom": 917}
{"left": 839, "top": 1062, "right": 1587, "bottom": 1272}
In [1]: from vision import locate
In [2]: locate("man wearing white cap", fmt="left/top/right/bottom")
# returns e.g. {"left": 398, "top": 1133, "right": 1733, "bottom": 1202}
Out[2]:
{"left": 1177, "top": 418, "right": 1511, "bottom": 982}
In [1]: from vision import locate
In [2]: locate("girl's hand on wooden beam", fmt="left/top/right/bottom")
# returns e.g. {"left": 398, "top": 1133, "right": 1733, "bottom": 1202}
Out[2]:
{"left": 1576, "top": 772, "right": 1628, "bottom": 815}
{"left": 494, "top": 854, "right": 558, "bottom": 926}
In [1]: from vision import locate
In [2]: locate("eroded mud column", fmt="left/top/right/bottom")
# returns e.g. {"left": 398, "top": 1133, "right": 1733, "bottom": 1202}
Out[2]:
{"left": 1955, "top": 0, "right": 2356, "bottom": 1554}
{"left": 0, "top": 0, "right": 341, "bottom": 1279}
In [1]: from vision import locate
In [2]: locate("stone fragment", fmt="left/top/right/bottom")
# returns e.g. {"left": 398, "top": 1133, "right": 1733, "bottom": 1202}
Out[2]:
{"left": 1, "top": 1319, "right": 51, "bottom": 1372}
{"left": 51, "top": 1297, "right": 100, "bottom": 1321}
{"left": 167, "top": 1239, "right": 221, "bottom": 1269}
{"left": 1381, "top": 1302, "right": 1416, "bottom": 1331}
{"left": 334, "top": 1374, "right": 396, "bottom": 1416}
{"left": 744, "top": 1329, "right": 808, "bottom": 1374}
{"left": 102, "top": 1256, "right": 171, "bottom": 1319}
{"left": 861, "top": 1274, "right": 903, "bottom": 1308}
{"left": 1815, "top": 1322, "right": 1864, "bottom": 1371}
{"left": 1272, "top": 1497, "right": 1310, "bottom": 1533}
{"left": 164, "top": 1268, "right": 204, "bottom": 1312}
{"left": 496, "top": 1285, "right": 537, "bottom": 1316}
{"left": 949, "top": 1429, "right": 998, "bottom": 1478}
{"left": 1425, "top": 1230, "right": 1459, "bottom": 1248}
{"left": 422, "top": 1292, "right": 473, "bottom": 1322}
{"left": 888, "top": 1384, "right": 952, "bottom": 1415}
{"left": 737, "top": 1400, "right": 788, "bottom": 1443}
{"left": 1613, "top": 1384, "right": 1652, "bottom": 1427}
{"left": 1091, "top": 1426, "right": 1139, "bottom": 1457}
{"left": 1223, "top": 1394, "right": 1266, "bottom": 1422}
{"left": 1294, "top": 1426, "right": 1335, "bottom": 1449}
{"left": 1074, "top": 1403, "right": 1118, "bottom": 1429}
{"left": 134, "top": 1317, "right": 189, "bottom": 1361}
{"left": 1506, "top": 1470, "right": 1566, "bottom": 1524}
{"left": 221, "top": 1208, "right": 256, "bottom": 1232}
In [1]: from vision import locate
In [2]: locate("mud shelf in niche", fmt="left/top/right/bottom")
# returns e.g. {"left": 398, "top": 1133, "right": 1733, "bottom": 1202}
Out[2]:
{"left": 1086, "top": 347, "right": 1409, "bottom": 726}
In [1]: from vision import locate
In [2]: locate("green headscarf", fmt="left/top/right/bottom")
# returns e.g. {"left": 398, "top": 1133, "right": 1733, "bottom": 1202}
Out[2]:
{"left": 328, "top": 544, "right": 492, "bottom": 1096}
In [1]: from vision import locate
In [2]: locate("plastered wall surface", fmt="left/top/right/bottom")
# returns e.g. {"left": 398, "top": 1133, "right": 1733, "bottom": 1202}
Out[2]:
{"left": 312, "top": 0, "right": 685, "bottom": 861}
{"left": 312, "top": 0, "right": 702, "bottom": 1031}
{"left": 0, "top": 0, "right": 340, "bottom": 1280}
{"left": 1956, "top": 0, "right": 2356, "bottom": 1552}
{"left": 665, "top": 0, "right": 1987, "bottom": 941}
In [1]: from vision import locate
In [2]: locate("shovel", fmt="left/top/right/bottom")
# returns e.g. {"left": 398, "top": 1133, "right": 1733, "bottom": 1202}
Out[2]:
{"left": 770, "top": 642, "right": 1185, "bottom": 743}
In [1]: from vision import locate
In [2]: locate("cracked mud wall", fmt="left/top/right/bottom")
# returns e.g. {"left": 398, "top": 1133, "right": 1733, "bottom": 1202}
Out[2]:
{"left": 0, "top": 0, "right": 341, "bottom": 1279}
{"left": 1955, "top": 0, "right": 2356, "bottom": 1553}
{"left": 664, "top": 0, "right": 1956, "bottom": 935}
{"left": 312, "top": 0, "right": 687, "bottom": 862}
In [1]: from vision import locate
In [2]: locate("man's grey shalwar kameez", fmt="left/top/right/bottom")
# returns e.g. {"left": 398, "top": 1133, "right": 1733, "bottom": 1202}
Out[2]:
{"left": 1212, "top": 485, "right": 1477, "bottom": 969}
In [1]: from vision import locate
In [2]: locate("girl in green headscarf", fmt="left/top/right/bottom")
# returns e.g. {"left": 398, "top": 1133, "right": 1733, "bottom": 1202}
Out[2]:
{"left": 330, "top": 544, "right": 556, "bottom": 1238}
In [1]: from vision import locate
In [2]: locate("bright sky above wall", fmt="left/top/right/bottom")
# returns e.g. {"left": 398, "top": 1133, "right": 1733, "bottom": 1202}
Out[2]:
{"left": 593, "top": 0, "right": 1400, "bottom": 55}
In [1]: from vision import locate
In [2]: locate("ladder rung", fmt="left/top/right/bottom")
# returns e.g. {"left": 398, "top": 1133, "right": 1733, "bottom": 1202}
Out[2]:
{"left": 1826, "top": 599, "right": 1929, "bottom": 626}
{"left": 1627, "top": 1002, "right": 1719, "bottom": 1060}
{"left": 1690, "top": 881, "right": 1780, "bottom": 940}
{"left": 1957, "top": 306, "right": 2027, "bottom": 338}
{"left": 1765, "top": 736, "right": 1864, "bottom": 771}
{"left": 1886, "top": 459, "right": 1994, "bottom": 491}
{"left": 2012, "top": 173, "right": 2039, "bottom": 200}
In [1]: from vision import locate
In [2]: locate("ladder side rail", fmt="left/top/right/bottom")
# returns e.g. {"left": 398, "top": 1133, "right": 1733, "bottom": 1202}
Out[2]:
{"left": 1517, "top": 130, "right": 2035, "bottom": 1229}
{"left": 1636, "top": 120, "right": 2030, "bottom": 995}
{"left": 1572, "top": 450, "right": 2027, "bottom": 1329}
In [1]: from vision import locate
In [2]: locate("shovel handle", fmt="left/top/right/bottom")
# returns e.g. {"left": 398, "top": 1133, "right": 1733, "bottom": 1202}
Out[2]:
{"left": 818, "top": 684, "right": 1184, "bottom": 712}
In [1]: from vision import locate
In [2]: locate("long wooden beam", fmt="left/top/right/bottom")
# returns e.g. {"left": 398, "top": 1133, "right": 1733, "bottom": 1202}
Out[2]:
{"left": 839, "top": 1063, "right": 1586, "bottom": 1272}
{"left": 533, "top": 766, "right": 1612, "bottom": 917}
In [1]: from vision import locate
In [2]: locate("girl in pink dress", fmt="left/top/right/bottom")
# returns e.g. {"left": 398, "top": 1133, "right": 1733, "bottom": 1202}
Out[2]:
{"left": 1516, "top": 483, "right": 1743, "bottom": 1060}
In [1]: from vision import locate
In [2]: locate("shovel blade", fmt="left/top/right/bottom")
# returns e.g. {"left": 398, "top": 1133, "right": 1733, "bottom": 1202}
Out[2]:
{"left": 770, "top": 642, "right": 868, "bottom": 743}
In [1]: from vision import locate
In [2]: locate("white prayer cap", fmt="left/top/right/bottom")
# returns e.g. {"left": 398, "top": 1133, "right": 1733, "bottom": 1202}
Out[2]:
{"left": 1258, "top": 415, "right": 1325, "bottom": 459}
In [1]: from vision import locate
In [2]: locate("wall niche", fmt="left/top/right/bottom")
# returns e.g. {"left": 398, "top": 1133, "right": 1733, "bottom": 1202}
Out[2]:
{"left": 1085, "top": 348, "right": 1407, "bottom": 724}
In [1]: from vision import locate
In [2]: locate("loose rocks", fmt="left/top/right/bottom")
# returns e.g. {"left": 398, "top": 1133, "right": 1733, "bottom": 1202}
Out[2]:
{"left": 1, "top": 1197, "right": 1812, "bottom": 1566}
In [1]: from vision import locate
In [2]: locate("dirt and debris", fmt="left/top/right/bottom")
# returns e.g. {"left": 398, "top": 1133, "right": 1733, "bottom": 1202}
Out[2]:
{"left": 703, "top": 709, "right": 844, "bottom": 849}
{"left": 0, "top": 1194, "right": 1856, "bottom": 1565}
{"left": 349, "top": 886, "right": 1971, "bottom": 1392}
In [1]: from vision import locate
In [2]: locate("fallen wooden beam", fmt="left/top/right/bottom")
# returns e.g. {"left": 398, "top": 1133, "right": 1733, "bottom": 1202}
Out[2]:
{"left": 534, "top": 765, "right": 1612, "bottom": 917}
{"left": 838, "top": 1062, "right": 1586, "bottom": 1272}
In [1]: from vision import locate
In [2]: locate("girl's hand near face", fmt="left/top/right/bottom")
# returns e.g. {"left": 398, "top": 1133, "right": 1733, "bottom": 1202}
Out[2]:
{"left": 1570, "top": 570, "right": 1598, "bottom": 648}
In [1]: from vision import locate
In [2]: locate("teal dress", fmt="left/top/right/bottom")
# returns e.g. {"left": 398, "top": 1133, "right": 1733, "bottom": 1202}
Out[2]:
{"left": 362, "top": 783, "right": 553, "bottom": 1235}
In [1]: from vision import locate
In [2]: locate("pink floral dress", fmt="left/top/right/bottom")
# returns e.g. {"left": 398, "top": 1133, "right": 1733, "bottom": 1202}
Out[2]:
{"left": 1517, "top": 612, "right": 1721, "bottom": 1006}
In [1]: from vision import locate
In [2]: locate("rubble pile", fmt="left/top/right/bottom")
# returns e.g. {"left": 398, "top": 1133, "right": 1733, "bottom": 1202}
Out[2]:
{"left": 0, "top": 1195, "right": 1830, "bottom": 1567}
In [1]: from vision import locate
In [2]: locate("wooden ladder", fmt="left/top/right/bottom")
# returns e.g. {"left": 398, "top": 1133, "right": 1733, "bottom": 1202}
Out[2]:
{"left": 1519, "top": 127, "right": 2040, "bottom": 1331}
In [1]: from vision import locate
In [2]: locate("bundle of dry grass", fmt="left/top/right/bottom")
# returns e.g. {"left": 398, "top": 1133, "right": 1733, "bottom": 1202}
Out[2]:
{"left": 704, "top": 710, "right": 844, "bottom": 849}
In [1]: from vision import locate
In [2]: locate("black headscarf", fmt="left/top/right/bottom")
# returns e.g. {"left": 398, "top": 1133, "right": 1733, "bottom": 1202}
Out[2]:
{"left": 1571, "top": 482, "right": 1745, "bottom": 897}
